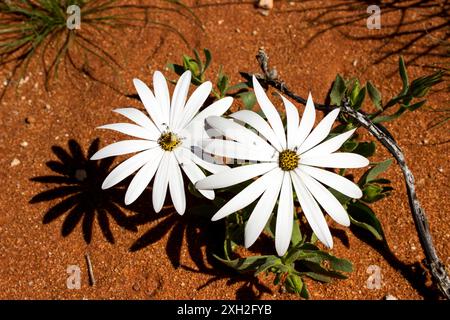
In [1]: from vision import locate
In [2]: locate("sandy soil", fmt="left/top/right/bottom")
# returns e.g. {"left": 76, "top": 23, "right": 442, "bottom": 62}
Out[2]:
{"left": 0, "top": 0, "right": 448, "bottom": 300}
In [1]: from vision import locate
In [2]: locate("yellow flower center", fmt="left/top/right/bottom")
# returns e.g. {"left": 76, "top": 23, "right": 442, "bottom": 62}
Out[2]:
{"left": 278, "top": 149, "right": 299, "bottom": 171}
{"left": 158, "top": 132, "right": 181, "bottom": 151}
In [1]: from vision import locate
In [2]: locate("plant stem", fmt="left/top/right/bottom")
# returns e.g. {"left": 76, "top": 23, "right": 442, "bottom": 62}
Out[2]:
{"left": 254, "top": 48, "right": 450, "bottom": 299}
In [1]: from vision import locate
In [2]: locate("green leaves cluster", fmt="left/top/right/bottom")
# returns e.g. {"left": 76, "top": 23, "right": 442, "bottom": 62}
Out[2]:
{"left": 168, "top": 48, "right": 212, "bottom": 86}
{"left": 216, "top": 217, "right": 352, "bottom": 299}
{"left": 330, "top": 57, "right": 444, "bottom": 124}
{"left": 168, "top": 48, "right": 257, "bottom": 108}
{"left": 0, "top": 0, "right": 197, "bottom": 97}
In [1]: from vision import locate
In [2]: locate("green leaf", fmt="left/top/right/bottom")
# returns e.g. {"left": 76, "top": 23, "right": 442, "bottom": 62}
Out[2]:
{"left": 399, "top": 56, "right": 409, "bottom": 95}
{"left": 373, "top": 105, "right": 407, "bottom": 123}
{"left": 217, "top": 73, "right": 229, "bottom": 95}
{"left": 362, "top": 184, "right": 385, "bottom": 203}
{"left": 254, "top": 256, "right": 282, "bottom": 275}
{"left": 348, "top": 201, "right": 384, "bottom": 241}
{"left": 307, "top": 252, "right": 353, "bottom": 273}
{"left": 409, "top": 71, "right": 443, "bottom": 98}
{"left": 183, "top": 55, "right": 200, "bottom": 76}
{"left": 362, "top": 159, "right": 393, "bottom": 184}
{"left": 341, "top": 140, "right": 358, "bottom": 152}
{"left": 299, "top": 281, "right": 310, "bottom": 299}
{"left": 293, "top": 248, "right": 353, "bottom": 273}
{"left": 353, "top": 86, "right": 366, "bottom": 111}
{"left": 328, "top": 187, "right": 351, "bottom": 206}
{"left": 238, "top": 91, "right": 257, "bottom": 110}
{"left": 302, "top": 261, "right": 348, "bottom": 282}
{"left": 291, "top": 216, "right": 302, "bottom": 246}
{"left": 352, "top": 141, "right": 376, "bottom": 157}
{"left": 187, "top": 182, "right": 204, "bottom": 199}
{"left": 226, "top": 82, "right": 249, "bottom": 93}
{"left": 214, "top": 254, "right": 272, "bottom": 273}
{"left": 167, "top": 63, "right": 186, "bottom": 76}
{"left": 284, "top": 274, "right": 304, "bottom": 295}
{"left": 203, "top": 48, "right": 212, "bottom": 74}
{"left": 367, "top": 81, "right": 382, "bottom": 110}
{"left": 193, "top": 48, "right": 204, "bottom": 75}
{"left": 349, "top": 79, "right": 360, "bottom": 104}
{"left": 330, "top": 74, "right": 346, "bottom": 106}
{"left": 407, "top": 100, "right": 426, "bottom": 111}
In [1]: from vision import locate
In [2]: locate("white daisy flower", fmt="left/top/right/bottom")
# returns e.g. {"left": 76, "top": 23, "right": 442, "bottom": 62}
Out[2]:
{"left": 91, "top": 70, "right": 233, "bottom": 215}
{"left": 196, "top": 76, "right": 369, "bottom": 256}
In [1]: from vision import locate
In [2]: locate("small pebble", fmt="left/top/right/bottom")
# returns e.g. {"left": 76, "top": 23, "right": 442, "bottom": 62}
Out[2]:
{"left": 252, "top": 30, "right": 258, "bottom": 36}
{"left": 20, "top": 141, "right": 28, "bottom": 148}
{"left": 384, "top": 294, "right": 398, "bottom": 300}
{"left": 258, "top": 0, "right": 273, "bottom": 9}
{"left": 10, "top": 158, "right": 21, "bottom": 167}
{"left": 19, "top": 76, "right": 30, "bottom": 86}
{"left": 235, "top": 28, "right": 240, "bottom": 33}
{"left": 438, "top": 167, "right": 444, "bottom": 173}
{"left": 218, "top": 19, "right": 224, "bottom": 25}
{"left": 353, "top": 59, "right": 358, "bottom": 67}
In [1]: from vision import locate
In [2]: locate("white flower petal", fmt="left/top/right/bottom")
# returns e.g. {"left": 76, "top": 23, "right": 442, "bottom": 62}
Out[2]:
{"left": 295, "top": 92, "right": 316, "bottom": 148}
{"left": 281, "top": 95, "right": 299, "bottom": 149}
{"left": 101, "top": 148, "right": 156, "bottom": 189}
{"left": 186, "top": 96, "right": 233, "bottom": 130}
{"left": 174, "top": 149, "right": 215, "bottom": 200}
{"left": 202, "top": 139, "right": 276, "bottom": 162}
{"left": 245, "top": 169, "right": 283, "bottom": 248}
{"left": 152, "top": 152, "right": 171, "bottom": 212}
{"left": 124, "top": 149, "right": 164, "bottom": 205}
{"left": 177, "top": 146, "right": 229, "bottom": 174}
{"left": 297, "top": 108, "right": 340, "bottom": 154}
{"left": 170, "top": 70, "right": 191, "bottom": 129}
{"left": 113, "top": 108, "right": 160, "bottom": 133}
{"left": 230, "top": 110, "right": 283, "bottom": 151}
{"left": 300, "top": 152, "right": 369, "bottom": 168}
{"left": 98, "top": 123, "right": 158, "bottom": 140}
{"left": 296, "top": 168, "right": 350, "bottom": 226}
{"left": 91, "top": 140, "right": 157, "bottom": 160}
{"left": 275, "top": 172, "right": 294, "bottom": 256}
{"left": 196, "top": 162, "right": 277, "bottom": 190}
{"left": 301, "top": 128, "right": 356, "bottom": 158}
{"left": 290, "top": 171, "right": 333, "bottom": 248}
{"left": 206, "top": 116, "right": 274, "bottom": 152}
{"left": 299, "top": 165, "right": 363, "bottom": 198}
{"left": 252, "top": 76, "right": 287, "bottom": 148}
{"left": 211, "top": 168, "right": 280, "bottom": 221}
{"left": 168, "top": 153, "right": 186, "bottom": 215}
{"left": 153, "top": 71, "right": 171, "bottom": 126}
{"left": 176, "top": 81, "right": 212, "bottom": 130}
{"left": 133, "top": 78, "right": 164, "bottom": 131}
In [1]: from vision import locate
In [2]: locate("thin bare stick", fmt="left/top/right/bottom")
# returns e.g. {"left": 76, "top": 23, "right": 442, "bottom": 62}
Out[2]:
{"left": 254, "top": 48, "right": 450, "bottom": 299}
{"left": 85, "top": 253, "right": 96, "bottom": 287}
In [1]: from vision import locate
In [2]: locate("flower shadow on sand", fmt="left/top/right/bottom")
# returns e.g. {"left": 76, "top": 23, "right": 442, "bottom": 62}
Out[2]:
{"left": 128, "top": 205, "right": 272, "bottom": 299}
{"left": 30, "top": 138, "right": 271, "bottom": 298}
{"left": 30, "top": 139, "right": 138, "bottom": 243}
